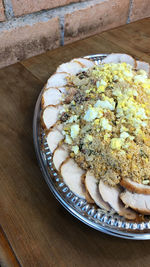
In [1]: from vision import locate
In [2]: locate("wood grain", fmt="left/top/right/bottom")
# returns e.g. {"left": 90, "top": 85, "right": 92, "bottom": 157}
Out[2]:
{"left": 100, "top": 18, "right": 150, "bottom": 63}
{"left": 0, "top": 226, "right": 20, "bottom": 267}
{"left": 0, "top": 18, "right": 150, "bottom": 267}
{"left": 21, "top": 36, "right": 126, "bottom": 83}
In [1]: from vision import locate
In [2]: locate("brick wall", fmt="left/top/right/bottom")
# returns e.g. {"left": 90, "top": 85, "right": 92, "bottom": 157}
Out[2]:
{"left": 0, "top": 0, "right": 149, "bottom": 68}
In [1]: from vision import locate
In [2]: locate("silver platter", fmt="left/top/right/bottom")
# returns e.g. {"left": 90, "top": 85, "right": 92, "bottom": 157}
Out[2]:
{"left": 33, "top": 54, "right": 150, "bottom": 240}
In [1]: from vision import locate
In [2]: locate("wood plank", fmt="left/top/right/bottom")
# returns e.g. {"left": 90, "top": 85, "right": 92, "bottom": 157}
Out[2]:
{"left": 0, "top": 226, "right": 20, "bottom": 267}
{"left": 100, "top": 18, "right": 150, "bottom": 62}
{"left": 21, "top": 18, "right": 150, "bottom": 84}
{"left": 21, "top": 35, "right": 126, "bottom": 83}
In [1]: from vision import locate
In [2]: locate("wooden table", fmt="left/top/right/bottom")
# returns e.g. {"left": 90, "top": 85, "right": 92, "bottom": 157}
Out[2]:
{"left": 0, "top": 18, "right": 150, "bottom": 267}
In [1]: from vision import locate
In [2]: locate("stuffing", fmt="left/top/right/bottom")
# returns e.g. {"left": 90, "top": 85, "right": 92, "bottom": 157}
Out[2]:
{"left": 60, "top": 62, "right": 150, "bottom": 186}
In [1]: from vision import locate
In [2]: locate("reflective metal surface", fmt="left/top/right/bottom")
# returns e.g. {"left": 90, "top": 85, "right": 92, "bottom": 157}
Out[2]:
{"left": 33, "top": 54, "right": 150, "bottom": 239}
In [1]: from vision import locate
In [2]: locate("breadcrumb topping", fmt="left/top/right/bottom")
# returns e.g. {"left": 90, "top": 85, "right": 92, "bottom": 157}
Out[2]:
{"left": 59, "top": 63, "right": 150, "bottom": 186}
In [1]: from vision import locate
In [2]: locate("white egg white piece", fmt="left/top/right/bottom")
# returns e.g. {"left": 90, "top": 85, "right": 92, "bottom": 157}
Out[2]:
{"left": 47, "top": 126, "right": 64, "bottom": 153}
{"left": 60, "top": 158, "right": 85, "bottom": 198}
{"left": 46, "top": 72, "right": 69, "bottom": 88}
{"left": 85, "top": 172, "right": 110, "bottom": 210}
{"left": 120, "top": 190, "right": 150, "bottom": 215}
{"left": 136, "top": 60, "right": 150, "bottom": 75}
{"left": 102, "top": 53, "right": 136, "bottom": 67}
{"left": 120, "top": 178, "right": 150, "bottom": 195}
{"left": 99, "top": 180, "right": 137, "bottom": 220}
{"left": 42, "top": 88, "right": 63, "bottom": 108}
{"left": 42, "top": 105, "right": 62, "bottom": 129}
{"left": 53, "top": 144, "right": 69, "bottom": 171}
{"left": 72, "top": 57, "right": 95, "bottom": 68}
{"left": 56, "top": 61, "right": 83, "bottom": 75}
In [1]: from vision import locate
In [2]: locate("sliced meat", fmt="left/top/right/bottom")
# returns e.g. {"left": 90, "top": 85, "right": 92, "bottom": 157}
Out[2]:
{"left": 60, "top": 158, "right": 85, "bottom": 198}
{"left": 72, "top": 58, "right": 95, "bottom": 68}
{"left": 85, "top": 172, "right": 110, "bottom": 210}
{"left": 57, "top": 87, "right": 67, "bottom": 94}
{"left": 136, "top": 60, "right": 150, "bottom": 75}
{"left": 102, "top": 53, "right": 136, "bottom": 67}
{"left": 53, "top": 144, "right": 68, "bottom": 171}
{"left": 85, "top": 191, "right": 95, "bottom": 204}
{"left": 42, "top": 88, "right": 62, "bottom": 108}
{"left": 56, "top": 61, "right": 83, "bottom": 75}
{"left": 120, "top": 178, "right": 150, "bottom": 195}
{"left": 47, "top": 127, "right": 64, "bottom": 153}
{"left": 56, "top": 123, "right": 63, "bottom": 132}
{"left": 42, "top": 105, "right": 62, "bottom": 129}
{"left": 99, "top": 180, "right": 137, "bottom": 220}
{"left": 46, "top": 72, "right": 69, "bottom": 88}
{"left": 120, "top": 190, "right": 150, "bottom": 215}
{"left": 81, "top": 174, "right": 94, "bottom": 204}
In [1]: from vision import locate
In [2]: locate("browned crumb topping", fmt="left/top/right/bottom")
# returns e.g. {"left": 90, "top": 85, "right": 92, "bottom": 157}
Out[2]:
{"left": 59, "top": 63, "right": 150, "bottom": 186}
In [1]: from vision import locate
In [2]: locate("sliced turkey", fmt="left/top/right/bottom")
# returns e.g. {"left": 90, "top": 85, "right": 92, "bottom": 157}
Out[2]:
{"left": 81, "top": 174, "right": 94, "bottom": 203}
{"left": 85, "top": 172, "right": 110, "bottom": 210}
{"left": 57, "top": 87, "right": 67, "bottom": 94}
{"left": 120, "top": 190, "right": 150, "bottom": 215}
{"left": 72, "top": 57, "right": 95, "bottom": 68}
{"left": 99, "top": 180, "right": 137, "bottom": 220}
{"left": 47, "top": 126, "right": 64, "bottom": 153}
{"left": 136, "top": 60, "right": 150, "bottom": 75}
{"left": 60, "top": 158, "right": 85, "bottom": 198}
{"left": 46, "top": 72, "right": 69, "bottom": 88}
{"left": 53, "top": 144, "right": 69, "bottom": 171}
{"left": 56, "top": 61, "right": 83, "bottom": 75}
{"left": 56, "top": 123, "right": 63, "bottom": 132}
{"left": 102, "top": 53, "right": 136, "bottom": 67}
{"left": 42, "top": 105, "right": 62, "bottom": 129}
{"left": 42, "top": 88, "right": 62, "bottom": 108}
{"left": 120, "top": 178, "right": 150, "bottom": 195}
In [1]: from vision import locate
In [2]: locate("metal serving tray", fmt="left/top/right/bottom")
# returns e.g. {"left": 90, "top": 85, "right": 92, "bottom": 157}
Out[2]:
{"left": 33, "top": 54, "right": 150, "bottom": 240}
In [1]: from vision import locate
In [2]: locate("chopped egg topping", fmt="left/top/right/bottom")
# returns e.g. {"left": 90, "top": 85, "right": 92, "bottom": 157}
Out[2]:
{"left": 59, "top": 62, "right": 150, "bottom": 185}
{"left": 71, "top": 124, "right": 80, "bottom": 139}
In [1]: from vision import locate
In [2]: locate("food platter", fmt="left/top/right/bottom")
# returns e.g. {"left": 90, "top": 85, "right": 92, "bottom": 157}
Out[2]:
{"left": 33, "top": 54, "right": 150, "bottom": 239}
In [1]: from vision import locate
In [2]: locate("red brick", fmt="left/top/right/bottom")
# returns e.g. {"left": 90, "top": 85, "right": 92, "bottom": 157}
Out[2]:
{"left": 12, "top": 0, "right": 81, "bottom": 17}
{"left": 0, "top": 17, "right": 60, "bottom": 68}
{"left": 64, "top": 0, "right": 130, "bottom": 44}
{"left": 130, "top": 0, "right": 150, "bottom": 22}
{"left": 0, "top": 0, "right": 5, "bottom": 21}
